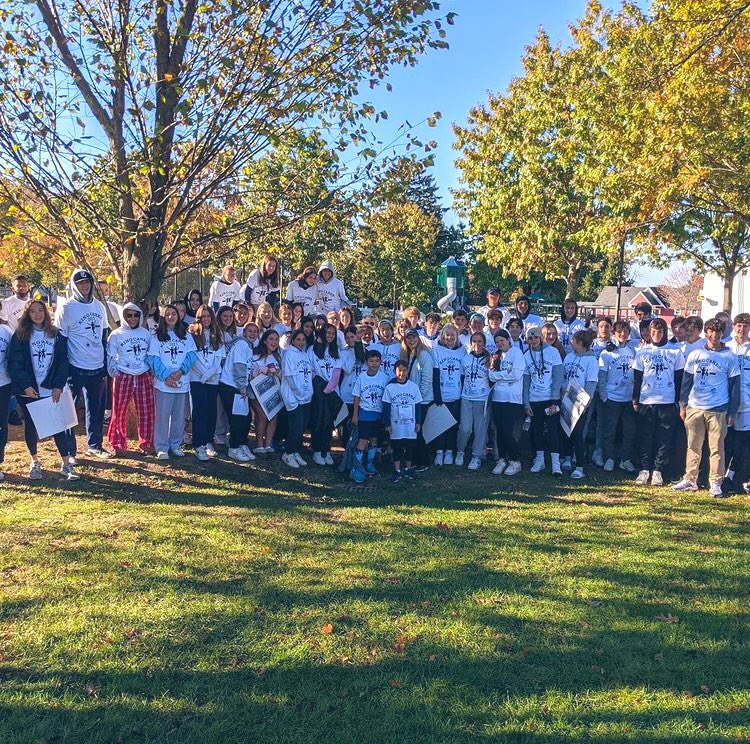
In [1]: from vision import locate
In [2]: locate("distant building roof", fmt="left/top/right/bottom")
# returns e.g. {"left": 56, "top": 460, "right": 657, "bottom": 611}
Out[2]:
{"left": 593, "top": 286, "right": 668, "bottom": 308}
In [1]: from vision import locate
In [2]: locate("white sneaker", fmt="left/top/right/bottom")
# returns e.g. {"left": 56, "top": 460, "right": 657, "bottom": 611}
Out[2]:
{"left": 592, "top": 449, "right": 604, "bottom": 467}
{"left": 228, "top": 447, "right": 250, "bottom": 462}
{"left": 503, "top": 461, "right": 521, "bottom": 476}
{"left": 434, "top": 450, "right": 444, "bottom": 466}
{"left": 205, "top": 444, "right": 218, "bottom": 458}
{"left": 29, "top": 461, "right": 43, "bottom": 480}
{"left": 156, "top": 451, "right": 169, "bottom": 461}
{"left": 282, "top": 453, "right": 299, "bottom": 468}
{"left": 635, "top": 469, "right": 650, "bottom": 484}
{"left": 241, "top": 445, "right": 256, "bottom": 461}
{"left": 493, "top": 459, "right": 507, "bottom": 475}
{"left": 709, "top": 481, "right": 724, "bottom": 497}
{"left": 264, "top": 446, "right": 276, "bottom": 454}
{"left": 254, "top": 446, "right": 266, "bottom": 455}
{"left": 530, "top": 453, "right": 545, "bottom": 473}
{"left": 467, "top": 457, "right": 481, "bottom": 471}
{"left": 171, "top": 447, "right": 185, "bottom": 457}
{"left": 454, "top": 452, "right": 464, "bottom": 467}
{"left": 443, "top": 451, "right": 454, "bottom": 466}
{"left": 213, "top": 433, "right": 228, "bottom": 446}
{"left": 294, "top": 453, "right": 308, "bottom": 467}
{"left": 325, "top": 453, "right": 334, "bottom": 465}
{"left": 550, "top": 454, "right": 562, "bottom": 475}
{"left": 619, "top": 459, "right": 636, "bottom": 473}
{"left": 313, "top": 452, "right": 327, "bottom": 466}
{"left": 195, "top": 445, "right": 209, "bottom": 462}
{"left": 672, "top": 478, "right": 698, "bottom": 492}
{"left": 561, "top": 456, "right": 572, "bottom": 471}
{"left": 603, "top": 458, "right": 615, "bottom": 472}
{"left": 651, "top": 471, "right": 663, "bottom": 486}
{"left": 570, "top": 467, "right": 585, "bottom": 480}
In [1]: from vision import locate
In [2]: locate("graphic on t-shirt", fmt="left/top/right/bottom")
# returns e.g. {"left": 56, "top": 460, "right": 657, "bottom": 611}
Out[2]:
{"left": 33, "top": 343, "right": 50, "bottom": 368}
{"left": 166, "top": 343, "right": 181, "bottom": 363}
{"left": 695, "top": 358, "right": 720, "bottom": 384}
{"left": 125, "top": 338, "right": 148, "bottom": 359}
{"left": 322, "top": 356, "right": 334, "bottom": 377}
{"left": 617, "top": 358, "right": 632, "bottom": 378}
{"left": 200, "top": 345, "right": 214, "bottom": 362}
{"left": 649, "top": 354, "right": 667, "bottom": 380}
{"left": 81, "top": 312, "right": 102, "bottom": 339}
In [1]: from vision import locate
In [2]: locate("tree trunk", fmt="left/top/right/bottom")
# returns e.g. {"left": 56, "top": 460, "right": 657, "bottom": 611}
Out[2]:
{"left": 565, "top": 264, "right": 581, "bottom": 300}
{"left": 122, "top": 234, "right": 165, "bottom": 304}
{"left": 723, "top": 268, "right": 735, "bottom": 314}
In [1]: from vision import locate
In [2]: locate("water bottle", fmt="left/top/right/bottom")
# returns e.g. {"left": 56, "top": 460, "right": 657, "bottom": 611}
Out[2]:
{"left": 522, "top": 415, "right": 531, "bottom": 431}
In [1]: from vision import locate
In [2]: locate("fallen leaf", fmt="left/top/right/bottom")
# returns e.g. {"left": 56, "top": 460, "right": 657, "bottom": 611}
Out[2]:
{"left": 586, "top": 600, "right": 603, "bottom": 607}
{"left": 426, "top": 654, "right": 437, "bottom": 662}
{"left": 656, "top": 614, "right": 680, "bottom": 624}
{"left": 436, "top": 522, "right": 450, "bottom": 531}
{"left": 388, "top": 679, "right": 401, "bottom": 688}
{"left": 393, "top": 634, "right": 407, "bottom": 654}
{"left": 321, "top": 623, "right": 333, "bottom": 634}
{"left": 700, "top": 685, "right": 710, "bottom": 694}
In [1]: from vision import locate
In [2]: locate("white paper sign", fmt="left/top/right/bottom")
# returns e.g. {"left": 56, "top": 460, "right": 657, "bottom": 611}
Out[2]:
{"left": 421, "top": 403, "right": 457, "bottom": 444}
{"left": 232, "top": 394, "right": 250, "bottom": 416}
{"left": 249, "top": 374, "right": 284, "bottom": 420}
{"left": 26, "top": 387, "right": 78, "bottom": 440}
{"left": 334, "top": 401, "right": 349, "bottom": 428}
{"left": 560, "top": 382, "right": 592, "bottom": 437}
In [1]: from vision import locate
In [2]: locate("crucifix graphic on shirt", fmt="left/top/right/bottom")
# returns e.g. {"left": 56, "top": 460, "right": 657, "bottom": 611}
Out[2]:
{"left": 322, "top": 358, "right": 334, "bottom": 376}
{"left": 33, "top": 344, "right": 49, "bottom": 368}
{"left": 85, "top": 318, "right": 100, "bottom": 338}
{"left": 366, "top": 388, "right": 381, "bottom": 406}
{"left": 468, "top": 362, "right": 481, "bottom": 383}
{"left": 127, "top": 340, "right": 146, "bottom": 359}
{"left": 167, "top": 344, "right": 180, "bottom": 363}
{"left": 445, "top": 361, "right": 459, "bottom": 378}
{"left": 617, "top": 359, "right": 631, "bottom": 378}
{"left": 696, "top": 361, "right": 717, "bottom": 384}
{"left": 650, "top": 355, "right": 667, "bottom": 379}
{"left": 200, "top": 345, "right": 213, "bottom": 362}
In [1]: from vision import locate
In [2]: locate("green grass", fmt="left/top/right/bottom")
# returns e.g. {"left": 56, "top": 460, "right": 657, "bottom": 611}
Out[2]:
{"left": 0, "top": 438, "right": 749, "bottom": 743}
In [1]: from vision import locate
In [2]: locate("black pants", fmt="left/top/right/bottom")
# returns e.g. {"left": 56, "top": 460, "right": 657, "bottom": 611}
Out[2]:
{"left": 529, "top": 400, "right": 560, "bottom": 454}
{"left": 391, "top": 438, "right": 415, "bottom": 465}
{"left": 563, "top": 404, "right": 593, "bottom": 464}
{"left": 413, "top": 403, "right": 432, "bottom": 467}
{"left": 17, "top": 394, "right": 76, "bottom": 458}
{"left": 726, "top": 428, "right": 750, "bottom": 484}
{"left": 434, "top": 399, "right": 460, "bottom": 452}
{"left": 310, "top": 377, "right": 340, "bottom": 454}
{"left": 218, "top": 383, "right": 250, "bottom": 448}
{"left": 600, "top": 399, "right": 637, "bottom": 464}
{"left": 69, "top": 366, "right": 108, "bottom": 451}
{"left": 190, "top": 382, "right": 218, "bottom": 447}
{"left": 286, "top": 403, "right": 310, "bottom": 455}
{"left": 636, "top": 403, "right": 677, "bottom": 473}
{"left": 492, "top": 401, "right": 524, "bottom": 462}
{"left": 0, "top": 383, "right": 10, "bottom": 464}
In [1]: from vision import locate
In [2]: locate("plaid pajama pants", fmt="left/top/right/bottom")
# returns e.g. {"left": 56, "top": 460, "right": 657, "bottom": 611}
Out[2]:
{"left": 107, "top": 370, "right": 155, "bottom": 452}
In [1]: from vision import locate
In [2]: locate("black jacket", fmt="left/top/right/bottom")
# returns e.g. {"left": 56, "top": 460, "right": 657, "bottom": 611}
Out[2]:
{"left": 8, "top": 332, "right": 69, "bottom": 396}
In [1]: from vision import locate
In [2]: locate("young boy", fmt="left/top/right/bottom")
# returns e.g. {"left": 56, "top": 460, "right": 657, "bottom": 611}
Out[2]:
{"left": 350, "top": 349, "right": 389, "bottom": 482}
{"left": 382, "top": 360, "right": 423, "bottom": 482}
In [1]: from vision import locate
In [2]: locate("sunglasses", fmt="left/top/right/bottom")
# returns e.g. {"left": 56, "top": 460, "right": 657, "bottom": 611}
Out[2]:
{"left": 124, "top": 312, "right": 140, "bottom": 319}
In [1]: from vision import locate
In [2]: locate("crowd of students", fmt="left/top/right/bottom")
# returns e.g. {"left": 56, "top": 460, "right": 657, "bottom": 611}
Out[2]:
{"left": 0, "top": 259, "right": 747, "bottom": 498}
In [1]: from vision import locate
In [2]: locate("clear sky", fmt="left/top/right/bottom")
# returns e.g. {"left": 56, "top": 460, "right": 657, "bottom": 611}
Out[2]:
{"left": 367, "top": 0, "right": 663, "bottom": 284}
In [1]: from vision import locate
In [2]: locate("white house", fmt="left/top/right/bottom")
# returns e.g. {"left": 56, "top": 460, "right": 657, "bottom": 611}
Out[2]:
{"left": 700, "top": 270, "right": 750, "bottom": 317}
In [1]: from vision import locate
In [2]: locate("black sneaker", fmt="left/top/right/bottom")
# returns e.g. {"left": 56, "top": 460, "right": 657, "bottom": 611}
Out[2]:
{"left": 404, "top": 467, "right": 417, "bottom": 480}
{"left": 415, "top": 464, "right": 429, "bottom": 473}
{"left": 8, "top": 411, "right": 22, "bottom": 426}
{"left": 86, "top": 446, "right": 114, "bottom": 459}
{"left": 388, "top": 470, "right": 401, "bottom": 483}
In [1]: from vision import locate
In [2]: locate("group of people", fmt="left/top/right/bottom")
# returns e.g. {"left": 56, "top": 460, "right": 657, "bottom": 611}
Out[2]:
{"left": 0, "top": 259, "right": 747, "bottom": 497}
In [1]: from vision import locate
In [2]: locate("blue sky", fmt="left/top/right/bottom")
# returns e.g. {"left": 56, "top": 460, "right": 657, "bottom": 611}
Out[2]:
{"left": 367, "top": 0, "right": 663, "bottom": 284}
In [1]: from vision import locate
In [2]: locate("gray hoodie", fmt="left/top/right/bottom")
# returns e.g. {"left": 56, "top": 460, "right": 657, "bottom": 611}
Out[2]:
{"left": 317, "top": 260, "right": 352, "bottom": 313}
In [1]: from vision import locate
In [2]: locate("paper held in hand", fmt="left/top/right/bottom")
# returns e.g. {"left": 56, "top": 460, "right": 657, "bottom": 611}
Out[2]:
{"left": 232, "top": 394, "right": 250, "bottom": 417}
{"left": 26, "top": 387, "right": 78, "bottom": 440}
{"left": 249, "top": 374, "right": 284, "bottom": 420}
{"left": 421, "top": 403, "right": 457, "bottom": 444}
{"left": 560, "top": 382, "right": 592, "bottom": 437}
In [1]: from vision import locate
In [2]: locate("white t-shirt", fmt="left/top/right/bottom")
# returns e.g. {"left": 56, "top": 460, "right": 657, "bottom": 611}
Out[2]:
{"left": 55, "top": 298, "right": 107, "bottom": 370}
{"left": 220, "top": 338, "right": 251, "bottom": 389}
{"left": 308, "top": 346, "right": 342, "bottom": 382}
{"left": 340, "top": 348, "right": 366, "bottom": 404}
{"left": 685, "top": 346, "right": 740, "bottom": 410}
{"left": 285, "top": 282, "right": 319, "bottom": 316}
{"left": 281, "top": 345, "right": 314, "bottom": 407}
{"left": 209, "top": 279, "right": 241, "bottom": 308}
{"left": 507, "top": 313, "right": 544, "bottom": 340}
{"left": 190, "top": 330, "right": 226, "bottom": 384}
{"left": 107, "top": 326, "right": 152, "bottom": 375}
{"left": 419, "top": 331, "right": 440, "bottom": 350}
{"left": 352, "top": 370, "right": 390, "bottom": 413}
{"left": 483, "top": 330, "right": 500, "bottom": 355}
{"left": 432, "top": 344, "right": 466, "bottom": 403}
{"left": 371, "top": 340, "right": 401, "bottom": 377}
{"left": 30, "top": 328, "right": 56, "bottom": 397}
{"left": 728, "top": 340, "right": 750, "bottom": 413}
{"left": 591, "top": 337, "right": 609, "bottom": 359}
{"left": 562, "top": 352, "right": 599, "bottom": 391}
{"left": 489, "top": 346, "right": 525, "bottom": 404}
{"left": 681, "top": 337, "right": 705, "bottom": 359}
{"left": 0, "top": 295, "right": 28, "bottom": 332}
{"left": 598, "top": 344, "right": 636, "bottom": 403}
{"left": 0, "top": 325, "right": 11, "bottom": 387}
{"left": 382, "top": 379, "right": 422, "bottom": 439}
{"left": 242, "top": 268, "right": 278, "bottom": 307}
{"left": 148, "top": 331, "right": 196, "bottom": 394}
{"left": 632, "top": 344, "right": 685, "bottom": 405}
{"left": 461, "top": 353, "right": 491, "bottom": 401}
{"left": 524, "top": 346, "right": 562, "bottom": 402}
{"left": 554, "top": 318, "right": 587, "bottom": 355}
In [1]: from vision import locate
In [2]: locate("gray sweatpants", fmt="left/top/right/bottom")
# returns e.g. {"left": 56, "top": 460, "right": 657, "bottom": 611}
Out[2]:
{"left": 154, "top": 389, "right": 188, "bottom": 453}
{"left": 457, "top": 398, "right": 490, "bottom": 459}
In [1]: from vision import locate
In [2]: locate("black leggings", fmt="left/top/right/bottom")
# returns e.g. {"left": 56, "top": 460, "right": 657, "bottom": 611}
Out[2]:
{"left": 391, "top": 439, "right": 415, "bottom": 464}
{"left": 492, "top": 401, "right": 524, "bottom": 462}
{"left": 17, "top": 394, "right": 76, "bottom": 458}
{"left": 434, "top": 399, "right": 460, "bottom": 452}
{"left": 218, "top": 383, "right": 250, "bottom": 448}
{"left": 310, "top": 377, "right": 339, "bottom": 454}
{"left": 529, "top": 400, "right": 560, "bottom": 454}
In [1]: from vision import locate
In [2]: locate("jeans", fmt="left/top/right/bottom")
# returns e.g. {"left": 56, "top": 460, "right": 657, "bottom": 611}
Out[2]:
{"left": 69, "top": 366, "right": 108, "bottom": 451}
{"left": 154, "top": 389, "right": 188, "bottom": 453}
{"left": 190, "top": 382, "right": 219, "bottom": 448}
{"left": 286, "top": 403, "right": 310, "bottom": 455}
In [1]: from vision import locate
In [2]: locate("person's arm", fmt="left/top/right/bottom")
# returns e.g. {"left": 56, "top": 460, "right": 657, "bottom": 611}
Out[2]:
{"left": 179, "top": 350, "right": 197, "bottom": 374}
{"left": 324, "top": 367, "right": 341, "bottom": 394}
{"left": 679, "top": 370, "right": 693, "bottom": 411}
{"left": 674, "top": 369, "right": 684, "bottom": 405}
{"left": 632, "top": 369, "right": 643, "bottom": 408}
{"left": 381, "top": 400, "right": 392, "bottom": 428}
{"left": 338, "top": 281, "right": 352, "bottom": 307}
{"left": 728, "top": 374, "right": 740, "bottom": 419}
{"left": 418, "top": 352, "right": 433, "bottom": 400}
{"left": 7, "top": 337, "right": 36, "bottom": 394}
{"left": 106, "top": 334, "right": 119, "bottom": 377}
{"left": 432, "top": 367, "right": 443, "bottom": 405}
{"left": 352, "top": 396, "right": 360, "bottom": 425}
{"left": 597, "top": 369, "right": 608, "bottom": 401}
{"left": 232, "top": 359, "right": 248, "bottom": 394}
{"left": 147, "top": 354, "right": 170, "bottom": 381}
{"left": 550, "top": 363, "right": 563, "bottom": 403}
{"left": 522, "top": 372, "right": 531, "bottom": 411}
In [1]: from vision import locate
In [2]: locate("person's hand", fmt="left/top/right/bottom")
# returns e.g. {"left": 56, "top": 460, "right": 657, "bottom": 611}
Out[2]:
{"left": 526, "top": 407, "right": 533, "bottom": 417}
{"left": 24, "top": 387, "right": 39, "bottom": 399}
{"left": 52, "top": 387, "right": 62, "bottom": 403}
{"left": 415, "top": 424, "right": 421, "bottom": 433}
{"left": 385, "top": 426, "right": 391, "bottom": 435}
{"left": 351, "top": 415, "right": 358, "bottom": 426}
{"left": 632, "top": 400, "right": 639, "bottom": 412}
{"left": 548, "top": 404, "right": 559, "bottom": 415}
{"left": 679, "top": 409, "right": 686, "bottom": 421}
{"left": 728, "top": 415, "right": 736, "bottom": 427}
{"left": 172, "top": 370, "right": 182, "bottom": 381}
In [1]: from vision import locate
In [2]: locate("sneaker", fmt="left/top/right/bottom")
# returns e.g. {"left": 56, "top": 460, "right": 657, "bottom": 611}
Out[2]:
{"left": 282, "top": 453, "right": 299, "bottom": 468}
{"left": 313, "top": 452, "right": 327, "bottom": 466}
{"left": 60, "top": 463, "right": 80, "bottom": 480}
{"left": 570, "top": 466, "right": 585, "bottom": 480}
{"left": 389, "top": 470, "right": 401, "bottom": 483}
{"left": 454, "top": 452, "right": 465, "bottom": 467}
{"left": 86, "top": 446, "right": 113, "bottom": 459}
{"left": 651, "top": 471, "right": 664, "bottom": 486}
{"left": 195, "top": 446, "right": 209, "bottom": 462}
{"left": 561, "top": 456, "right": 573, "bottom": 471}
{"left": 241, "top": 445, "right": 256, "bottom": 461}
{"left": 493, "top": 459, "right": 508, "bottom": 475}
{"left": 709, "top": 481, "right": 726, "bottom": 498}
{"left": 467, "top": 457, "right": 481, "bottom": 471}
{"left": 254, "top": 446, "right": 267, "bottom": 455}
{"left": 205, "top": 443, "right": 218, "bottom": 458}
{"left": 672, "top": 478, "right": 698, "bottom": 492}
{"left": 530, "top": 453, "right": 545, "bottom": 473}
{"left": 434, "top": 450, "right": 444, "bottom": 467}
{"left": 8, "top": 410, "right": 22, "bottom": 426}
{"left": 325, "top": 453, "right": 334, "bottom": 466}
{"left": 603, "top": 458, "right": 615, "bottom": 472}
{"left": 365, "top": 460, "right": 378, "bottom": 476}
{"left": 171, "top": 447, "right": 185, "bottom": 457}
{"left": 29, "top": 461, "right": 42, "bottom": 480}
{"left": 619, "top": 459, "right": 636, "bottom": 473}
{"left": 103, "top": 409, "right": 112, "bottom": 423}
{"left": 156, "top": 451, "right": 169, "bottom": 461}
{"left": 503, "top": 461, "right": 522, "bottom": 476}
{"left": 213, "top": 433, "right": 228, "bottom": 446}
{"left": 634, "top": 470, "right": 649, "bottom": 484}
{"left": 592, "top": 449, "right": 604, "bottom": 467}
{"left": 228, "top": 447, "right": 250, "bottom": 462}
{"left": 550, "top": 454, "right": 562, "bottom": 476}
{"left": 294, "top": 453, "right": 308, "bottom": 467}
{"left": 404, "top": 467, "right": 416, "bottom": 479}
{"left": 443, "top": 451, "right": 454, "bottom": 466}
{"left": 743, "top": 481, "right": 750, "bottom": 494}
{"left": 350, "top": 466, "right": 366, "bottom": 483}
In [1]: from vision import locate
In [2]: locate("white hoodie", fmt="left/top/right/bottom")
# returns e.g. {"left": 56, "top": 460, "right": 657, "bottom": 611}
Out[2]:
{"left": 316, "top": 260, "right": 352, "bottom": 313}
{"left": 281, "top": 345, "right": 314, "bottom": 409}
{"left": 107, "top": 303, "right": 152, "bottom": 376}
{"left": 190, "top": 328, "right": 226, "bottom": 385}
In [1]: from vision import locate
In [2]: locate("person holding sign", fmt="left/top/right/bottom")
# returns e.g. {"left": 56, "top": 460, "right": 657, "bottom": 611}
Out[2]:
{"left": 382, "top": 360, "right": 423, "bottom": 482}
{"left": 250, "top": 330, "right": 282, "bottom": 455}
{"left": 8, "top": 301, "right": 78, "bottom": 480}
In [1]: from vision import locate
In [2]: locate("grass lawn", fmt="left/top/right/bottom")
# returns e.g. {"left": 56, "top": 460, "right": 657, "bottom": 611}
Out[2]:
{"left": 0, "top": 436, "right": 749, "bottom": 743}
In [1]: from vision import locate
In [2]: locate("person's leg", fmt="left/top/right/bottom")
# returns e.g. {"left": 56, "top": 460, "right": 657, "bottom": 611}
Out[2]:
{"left": 0, "top": 383, "right": 11, "bottom": 465}
{"left": 108, "top": 373, "right": 135, "bottom": 451}
{"left": 456, "top": 397, "right": 473, "bottom": 455}
{"left": 683, "top": 406, "right": 705, "bottom": 483}
{"left": 492, "top": 403, "right": 506, "bottom": 459}
{"left": 391, "top": 439, "right": 404, "bottom": 471}
{"left": 620, "top": 403, "right": 637, "bottom": 464}
{"left": 403, "top": 440, "right": 415, "bottom": 468}
{"left": 82, "top": 371, "right": 107, "bottom": 449}
{"left": 190, "top": 382, "right": 209, "bottom": 448}
{"left": 16, "top": 397, "right": 39, "bottom": 457}
{"left": 322, "top": 392, "right": 337, "bottom": 454}
{"left": 529, "top": 401, "right": 546, "bottom": 454}
{"left": 504, "top": 404, "right": 525, "bottom": 463}
{"left": 310, "top": 381, "right": 325, "bottom": 453}
{"left": 601, "top": 399, "right": 621, "bottom": 463}
{"left": 168, "top": 393, "right": 187, "bottom": 451}
{"left": 286, "top": 407, "right": 303, "bottom": 455}
{"left": 705, "top": 410, "right": 727, "bottom": 484}
{"left": 446, "top": 400, "right": 460, "bottom": 452}
{"left": 251, "top": 400, "right": 267, "bottom": 447}
{"left": 471, "top": 401, "right": 490, "bottom": 459}
{"left": 133, "top": 372, "right": 155, "bottom": 452}
{"left": 153, "top": 389, "right": 172, "bottom": 454}
{"left": 546, "top": 410, "right": 561, "bottom": 455}
{"left": 637, "top": 405, "right": 656, "bottom": 471}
